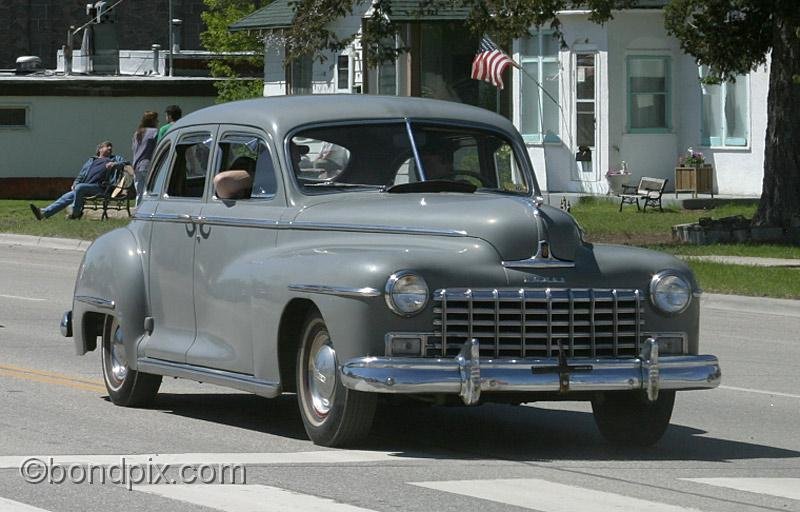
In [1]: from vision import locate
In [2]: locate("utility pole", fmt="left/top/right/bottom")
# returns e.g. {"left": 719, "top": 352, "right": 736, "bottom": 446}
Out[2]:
{"left": 168, "top": 0, "right": 173, "bottom": 77}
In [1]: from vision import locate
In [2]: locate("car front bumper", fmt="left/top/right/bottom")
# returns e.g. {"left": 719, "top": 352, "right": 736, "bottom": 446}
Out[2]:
{"left": 340, "top": 338, "right": 721, "bottom": 405}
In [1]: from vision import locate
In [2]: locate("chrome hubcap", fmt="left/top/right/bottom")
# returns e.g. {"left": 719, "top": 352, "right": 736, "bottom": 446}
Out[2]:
{"left": 308, "top": 332, "right": 336, "bottom": 418}
{"left": 109, "top": 323, "right": 128, "bottom": 384}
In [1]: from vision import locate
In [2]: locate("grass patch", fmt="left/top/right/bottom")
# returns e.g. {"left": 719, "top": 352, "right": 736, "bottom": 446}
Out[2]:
{"left": 570, "top": 196, "right": 757, "bottom": 245}
{"left": 0, "top": 200, "right": 128, "bottom": 241}
{"left": 569, "top": 197, "right": 800, "bottom": 299}
{"left": 687, "top": 260, "right": 800, "bottom": 299}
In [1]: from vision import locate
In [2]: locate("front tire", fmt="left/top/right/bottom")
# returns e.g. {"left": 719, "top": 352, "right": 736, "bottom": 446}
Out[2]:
{"left": 101, "top": 315, "right": 161, "bottom": 407}
{"left": 296, "top": 310, "right": 376, "bottom": 446}
{"left": 591, "top": 391, "right": 675, "bottom": 447}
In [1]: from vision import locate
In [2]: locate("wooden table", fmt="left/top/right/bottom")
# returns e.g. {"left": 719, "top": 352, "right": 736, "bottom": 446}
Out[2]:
{"left": 675, "top": 164, "right": 714, "bottom": 198}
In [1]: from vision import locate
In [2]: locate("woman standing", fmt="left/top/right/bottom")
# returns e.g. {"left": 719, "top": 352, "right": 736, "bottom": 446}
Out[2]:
{"left": 131, "top": 111, "right": 159, "bottom": 205}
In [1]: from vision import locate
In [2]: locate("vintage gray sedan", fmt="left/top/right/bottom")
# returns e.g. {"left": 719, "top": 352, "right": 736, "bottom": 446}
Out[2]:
{"left": 61, "top": 95, "right": 720, "bottom": 447}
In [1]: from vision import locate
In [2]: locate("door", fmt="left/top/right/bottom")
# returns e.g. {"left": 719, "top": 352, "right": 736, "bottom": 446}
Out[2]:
{"left": 144, "top": 128, "right": 215, "bottom": 362}
{"left": 575, "top": 52, "right": 598, "bottom": 180}
{"left": 186, "top": 127, "right": 283, "bottom": 374}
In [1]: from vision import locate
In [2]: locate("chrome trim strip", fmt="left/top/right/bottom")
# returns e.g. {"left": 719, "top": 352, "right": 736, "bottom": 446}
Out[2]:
{"left": 75, "top": 295, "right": 115, "bottom": 310}
{"left": 501, "top": 258, "right": 576, "bottom": 269}
{"left": 589, "top": 288, "right": 596, "bottom": 357}
{"left": 519, "top": 288, "right": 526, "bottom": 358}
{"left": 441, "top": 290, "right": 448, "bottom": 356}
{"left": 288, "top": 284, "right": 382, "bottom": 298}
{"left": 634, "top": 289, "right": 642, "bottom": 353}
{"left": 136, "top": 358, "right": 281, "bottom": 398}
{"left": 341, "top": 341, "right": 721, "bottom": 397}
{"left": 133, "top": 212, "right": 192, "bottom": 224}
{"left": 200, "top": 216, "right": 281, "bottom": 229}
{"left": 288, "top": 221, "right": 468, "bottom": 237}
{"left": 133, "top": 212, "right": 469, "bottom": 237}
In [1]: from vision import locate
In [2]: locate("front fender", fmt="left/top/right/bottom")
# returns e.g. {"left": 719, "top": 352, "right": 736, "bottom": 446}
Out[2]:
{"left": 72, "top": 227, "right": 147, "bottom": 367}
{"left": 271, "top": 231, "right": 508, "bottom": 364}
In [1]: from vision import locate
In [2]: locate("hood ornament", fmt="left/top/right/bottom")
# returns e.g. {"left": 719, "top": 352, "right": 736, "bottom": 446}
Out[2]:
{"left": 502, "top": 240, "right": 575, "bottom": 269}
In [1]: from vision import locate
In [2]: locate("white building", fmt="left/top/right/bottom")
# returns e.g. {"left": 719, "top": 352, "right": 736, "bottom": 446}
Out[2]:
{"left": 0, "top": 50, "right": 218, "bottom": 198}
{"left": 233, "top": 0, "right": 767, "bottom": 196}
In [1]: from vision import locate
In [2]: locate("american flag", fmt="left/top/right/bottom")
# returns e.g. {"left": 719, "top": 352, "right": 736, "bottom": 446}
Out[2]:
{"left": 471, "top": 35, "right": 514, "bottom": 89}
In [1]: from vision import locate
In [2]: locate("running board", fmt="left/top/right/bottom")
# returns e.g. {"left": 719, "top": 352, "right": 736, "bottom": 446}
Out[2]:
{"left": 137, "top": 358, "right": 282, "bottom": 398}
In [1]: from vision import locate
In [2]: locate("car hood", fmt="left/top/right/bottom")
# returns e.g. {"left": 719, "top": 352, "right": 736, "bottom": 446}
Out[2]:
{"left": 293, "top": 193, "right": 583, "bottom": 262}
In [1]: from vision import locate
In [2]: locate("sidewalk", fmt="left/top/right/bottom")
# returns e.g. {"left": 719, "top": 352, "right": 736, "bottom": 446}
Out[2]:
{"left": 678, "top": 255, "right": 800, "bottom": 268}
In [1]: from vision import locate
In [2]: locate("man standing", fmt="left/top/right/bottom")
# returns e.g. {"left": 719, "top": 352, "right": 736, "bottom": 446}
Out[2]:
{"left": 30, "top": 141, "right": 128, "bottom": 220}
{"left": 157, "top": 104, "right": 182, "bottom": 141}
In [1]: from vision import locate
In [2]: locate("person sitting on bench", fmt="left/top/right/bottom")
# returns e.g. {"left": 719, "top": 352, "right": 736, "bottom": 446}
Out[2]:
{"left": 30, "top": 141, "right": 129, "bottom": 220}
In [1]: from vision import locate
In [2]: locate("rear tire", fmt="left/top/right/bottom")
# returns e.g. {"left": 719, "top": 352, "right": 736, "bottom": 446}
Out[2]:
{"left": 591, "top": 391, "right": 675, "bottom": 447}
{"left": 296, "top": 310, "right": 376, "bottom": 446}
{"left": 101, "top": 315, "right": 161, "bottom": 407}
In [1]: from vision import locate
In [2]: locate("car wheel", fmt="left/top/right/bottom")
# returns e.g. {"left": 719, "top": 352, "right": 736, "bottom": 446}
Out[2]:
{"left": 591, "top": 390, "right": 675, "bottom": 447}
{"left": 296, "top": 310, "right": 376, "bottom": 447}
{"left": 101, "top": 315, "right": 161, "bottom": 407}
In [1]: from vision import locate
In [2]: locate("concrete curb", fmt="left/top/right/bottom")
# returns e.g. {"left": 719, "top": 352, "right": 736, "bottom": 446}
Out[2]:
{"left": 0, "top": 233, "right": 91, "bottom": 252}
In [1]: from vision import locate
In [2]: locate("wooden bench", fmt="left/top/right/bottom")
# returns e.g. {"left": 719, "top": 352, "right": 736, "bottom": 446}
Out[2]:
{"left": 618, "top": 177, "right": 668, "bottom": 212}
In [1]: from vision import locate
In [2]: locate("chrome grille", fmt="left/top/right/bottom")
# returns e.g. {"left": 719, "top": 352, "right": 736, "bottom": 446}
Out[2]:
{"left": 430, "top": 288, "right": 645, "bottom": 358}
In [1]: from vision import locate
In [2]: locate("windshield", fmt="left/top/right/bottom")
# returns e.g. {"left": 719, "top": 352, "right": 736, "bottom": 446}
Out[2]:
{"left": 289, "top": 122, "right": 532, "bottom": 195}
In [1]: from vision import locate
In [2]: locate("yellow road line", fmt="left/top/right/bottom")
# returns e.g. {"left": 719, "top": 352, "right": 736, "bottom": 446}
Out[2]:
{"left": 0, "top": 364, "right": 106, "bottom": 393}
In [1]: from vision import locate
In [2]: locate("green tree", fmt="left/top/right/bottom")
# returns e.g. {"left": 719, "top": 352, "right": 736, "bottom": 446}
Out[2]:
{"left": 285, "top": 0, "right": 798, "bottom": 227}
{"left": 201, "top": 0, "right": 265, "bottom": 103}
{"left": 664, "top": 0, "right": 799, "bottom": 227}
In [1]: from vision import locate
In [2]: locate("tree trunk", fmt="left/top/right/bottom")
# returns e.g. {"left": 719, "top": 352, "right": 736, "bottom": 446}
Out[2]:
{"left": 754, "top": 16, "right": 800, "bottom": 227}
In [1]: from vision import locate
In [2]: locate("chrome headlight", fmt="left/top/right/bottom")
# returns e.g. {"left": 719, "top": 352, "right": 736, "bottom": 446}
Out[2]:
{"left": 385, "top": 271, "right": 429, "bottom": 316}
{"left": 650, "top": 271, "right": 692, "bottom": 314}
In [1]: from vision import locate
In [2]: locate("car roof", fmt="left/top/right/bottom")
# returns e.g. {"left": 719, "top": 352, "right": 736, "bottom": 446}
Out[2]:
{"left": 172, "top": 95, "right": 517, "bottom": 136}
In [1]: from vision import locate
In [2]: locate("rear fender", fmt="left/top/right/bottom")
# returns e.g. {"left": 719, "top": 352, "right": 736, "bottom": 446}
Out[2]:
{"left": 72, "top": 228, "right": 147, "bottom": 369}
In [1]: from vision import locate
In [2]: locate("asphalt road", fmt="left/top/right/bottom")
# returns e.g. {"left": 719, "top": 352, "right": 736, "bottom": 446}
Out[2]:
{"left": 0, "top": 242, "right": 798, "bottom": 512}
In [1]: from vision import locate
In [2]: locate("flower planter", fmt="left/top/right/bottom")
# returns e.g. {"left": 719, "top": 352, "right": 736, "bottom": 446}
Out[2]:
{"left": 674, "top": 164, "right": 714, "bottom": 198}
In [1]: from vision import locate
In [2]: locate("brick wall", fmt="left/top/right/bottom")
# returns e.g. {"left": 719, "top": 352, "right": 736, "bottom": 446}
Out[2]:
{"left": 0, "top": 0, "right": 207, "bottom": 69}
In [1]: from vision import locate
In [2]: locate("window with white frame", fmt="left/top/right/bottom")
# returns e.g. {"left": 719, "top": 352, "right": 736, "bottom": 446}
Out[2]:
{"left": 701, "top": 68, "right": 748, "bottom": 147}
{"left": 519, "top": 31, "right": 560, "bottom": 143}
{"left": 627, "top": 56, "right": 671, "bottom": 132}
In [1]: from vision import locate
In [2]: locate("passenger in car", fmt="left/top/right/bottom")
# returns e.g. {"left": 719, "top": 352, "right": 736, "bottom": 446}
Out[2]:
{"left": 214, "top": 156, "right": 256, "bottom": 200}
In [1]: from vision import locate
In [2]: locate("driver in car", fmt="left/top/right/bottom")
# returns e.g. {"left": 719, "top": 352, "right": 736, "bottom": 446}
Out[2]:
{"left": 419, "top": 144, "right": 454, "bottom": 180}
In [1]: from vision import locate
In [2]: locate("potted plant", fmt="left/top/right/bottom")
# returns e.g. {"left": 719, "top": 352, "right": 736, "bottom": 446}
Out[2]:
{"left": 675, "top": 147, "right": 714, "bottom": 197}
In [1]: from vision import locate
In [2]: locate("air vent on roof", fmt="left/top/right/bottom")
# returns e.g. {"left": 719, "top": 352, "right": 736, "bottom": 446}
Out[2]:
{"left": 15, "top": 56, "right": 42, "bottom": 75}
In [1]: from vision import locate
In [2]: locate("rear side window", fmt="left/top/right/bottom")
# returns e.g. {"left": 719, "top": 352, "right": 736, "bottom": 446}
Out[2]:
{"left": 166, "top": 133, "right": 212, "bottom": 198}
{"left": 146, "top": 145, "right": 171, "bottom": 196}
